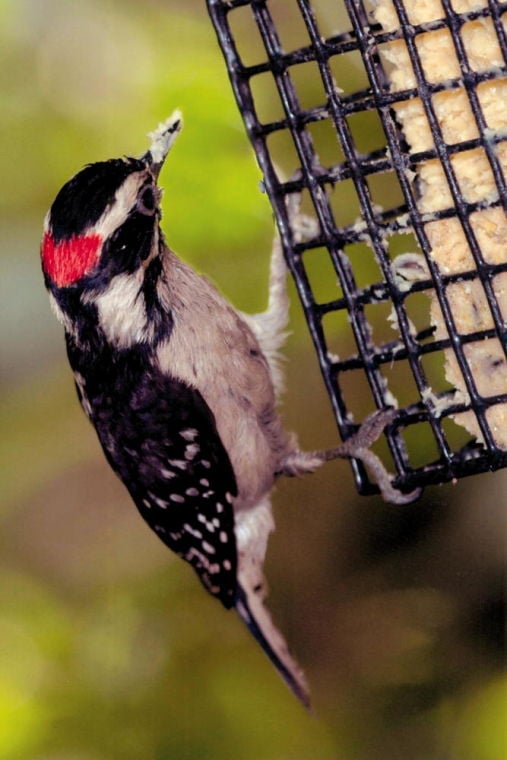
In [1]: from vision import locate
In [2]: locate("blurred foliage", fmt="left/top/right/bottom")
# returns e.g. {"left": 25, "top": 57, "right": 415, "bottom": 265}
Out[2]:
{"left": 0, "top": 1, "right": 505, "bottom": 759}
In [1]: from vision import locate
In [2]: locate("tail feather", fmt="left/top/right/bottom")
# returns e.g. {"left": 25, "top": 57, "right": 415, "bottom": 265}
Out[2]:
{"left": 235, "top": 584, "right": 311, "bottom": 710}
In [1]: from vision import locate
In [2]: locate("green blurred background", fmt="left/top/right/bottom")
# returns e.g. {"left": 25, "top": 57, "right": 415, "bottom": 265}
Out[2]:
{"left": 1, "top": 1, "right": 505, "bottom": 758}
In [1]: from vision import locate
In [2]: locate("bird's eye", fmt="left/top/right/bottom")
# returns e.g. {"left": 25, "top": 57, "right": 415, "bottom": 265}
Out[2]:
{"left": 137, "top": 185, "right": 157, "bottom": 215}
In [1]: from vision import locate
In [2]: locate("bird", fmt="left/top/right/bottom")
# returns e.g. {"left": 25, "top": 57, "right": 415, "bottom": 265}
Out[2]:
{"left": 40, "top": 111, "right": 416, "bottom": 708}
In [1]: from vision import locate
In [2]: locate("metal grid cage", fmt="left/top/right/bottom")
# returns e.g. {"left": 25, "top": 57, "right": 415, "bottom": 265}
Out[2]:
{"left": 207, "top": 0, "right": 507, "bottom": 497}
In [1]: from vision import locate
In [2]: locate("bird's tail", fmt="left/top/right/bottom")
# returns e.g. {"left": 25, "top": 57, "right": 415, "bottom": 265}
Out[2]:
{"left": 235, "top": 584, "right": 311, "bottom": 710}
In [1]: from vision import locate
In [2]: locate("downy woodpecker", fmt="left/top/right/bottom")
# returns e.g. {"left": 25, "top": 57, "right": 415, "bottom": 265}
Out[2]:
{"left": 41, "top": 112, "right": 416, "bottom": 708}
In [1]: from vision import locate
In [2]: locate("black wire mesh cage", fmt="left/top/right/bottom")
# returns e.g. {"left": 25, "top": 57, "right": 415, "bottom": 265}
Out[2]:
{"left": 207, "top": 0, "right": 507, "bottom": 498}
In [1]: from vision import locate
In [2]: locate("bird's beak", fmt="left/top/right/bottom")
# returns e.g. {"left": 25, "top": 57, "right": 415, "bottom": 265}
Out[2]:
{"left": 143, "top": 110, "right": 183, "bottom": 179}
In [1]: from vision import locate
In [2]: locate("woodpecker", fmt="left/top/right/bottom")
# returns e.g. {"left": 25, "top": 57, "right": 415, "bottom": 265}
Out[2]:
{"left": 41, "top": 112, "right": 416, "bottom": 709}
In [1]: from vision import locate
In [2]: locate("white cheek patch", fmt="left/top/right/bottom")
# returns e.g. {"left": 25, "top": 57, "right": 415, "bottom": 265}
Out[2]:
{"left": 88, "top": 272, "right": 151, "bottom": 348}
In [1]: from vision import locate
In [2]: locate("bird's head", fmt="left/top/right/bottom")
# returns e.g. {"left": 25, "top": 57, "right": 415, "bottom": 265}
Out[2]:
{"left": 41, "top": 111, "right": 182, "bottom": 346}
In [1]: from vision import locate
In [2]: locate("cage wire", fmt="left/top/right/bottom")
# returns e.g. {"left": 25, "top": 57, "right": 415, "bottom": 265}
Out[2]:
{"left": 206, "top": 0, "right": 507, "bottom": 498}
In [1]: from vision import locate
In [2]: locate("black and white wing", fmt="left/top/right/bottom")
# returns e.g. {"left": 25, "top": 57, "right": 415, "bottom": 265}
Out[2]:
{"left": 91, "top": 366, "right": 239, "bottom": 608}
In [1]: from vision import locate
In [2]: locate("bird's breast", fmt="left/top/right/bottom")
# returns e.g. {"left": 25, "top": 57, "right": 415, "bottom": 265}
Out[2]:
{"left": 156, "top": 257, "right": 291, "bottom": 510}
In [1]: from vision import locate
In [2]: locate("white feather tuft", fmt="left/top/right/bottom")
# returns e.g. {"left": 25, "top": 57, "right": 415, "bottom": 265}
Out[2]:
{"left": 147, "top": 110, "right": 183, "bottom": 165}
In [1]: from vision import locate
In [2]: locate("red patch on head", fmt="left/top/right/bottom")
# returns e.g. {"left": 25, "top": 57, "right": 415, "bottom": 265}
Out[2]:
{"left": 41, "top": 231, "right": 102, "bottom": 287}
